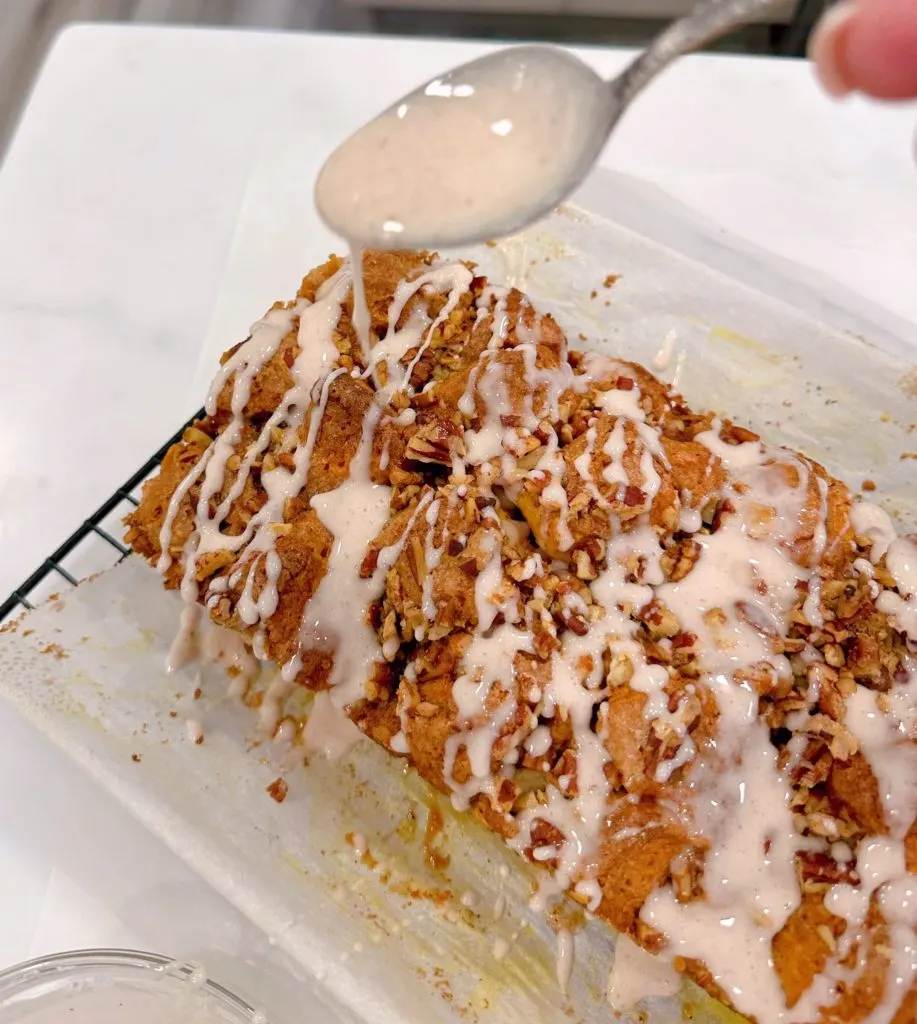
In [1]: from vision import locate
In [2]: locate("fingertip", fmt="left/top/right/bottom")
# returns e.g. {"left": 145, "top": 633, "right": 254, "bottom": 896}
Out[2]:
{"left": 809, "top": 0, "right": 859, "bottom": 98}
{"left": 811, "top": 0, "right": 917, "bottom": 101}
{"left": 843, "top": 0, "right": 917, "bottom": 99}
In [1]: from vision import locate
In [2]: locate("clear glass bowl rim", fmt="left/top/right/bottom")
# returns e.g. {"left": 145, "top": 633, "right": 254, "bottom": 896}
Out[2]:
{"left": 0, "top": 947, "right": 263, "bottom": 1020}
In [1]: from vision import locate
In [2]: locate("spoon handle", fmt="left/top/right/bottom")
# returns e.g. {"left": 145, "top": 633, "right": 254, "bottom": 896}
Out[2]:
{"left": 610, "top": 0, "right": 792, "bottom": 117}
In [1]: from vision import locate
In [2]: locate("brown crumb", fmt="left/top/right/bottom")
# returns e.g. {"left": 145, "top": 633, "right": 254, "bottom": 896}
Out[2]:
{"left": 590, "top": 289, "right": 597, "bottom": 299}
{"left": 862, "top": 479, "right": 877, "bottom": 492}
{"left": 900, "top": 452, "right": 917, "bottom": 461}
{"left": 603, "top": 273, "right": 621, "bottom": 288}
{"left": 578, "top": 332, "right": 588, "bottom": 342}
{"left": 267, "top": 777, "right": 288, "bottom": 803}
{"left": 40, "top": 642, "right": 67, "bottom": 660}
{"left": 899, "top": 367, "right": 917, "bottom": 398}
{"left": 169, "top": 710, "right": 178, "bottom": 718}
{"left": 423, "top": 804, "right": 451, "bottom": 873}
{"left": 485, "top": 240, "right": 497, "bottom": 248}
{"left": 131, "top": 754, "right": 141, "bottom": 763}
{"left": 193, "top": 687, "right": 202, "bottom": 700}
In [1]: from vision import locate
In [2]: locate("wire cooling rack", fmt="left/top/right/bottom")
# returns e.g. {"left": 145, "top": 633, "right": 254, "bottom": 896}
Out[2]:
{"left": 0, "top": 414, "right": 201, "bottom": 625}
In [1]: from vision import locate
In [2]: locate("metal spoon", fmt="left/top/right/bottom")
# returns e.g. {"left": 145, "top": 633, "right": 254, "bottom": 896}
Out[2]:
{"left": 315, "top": 0, "right": 791, "bottom": 250}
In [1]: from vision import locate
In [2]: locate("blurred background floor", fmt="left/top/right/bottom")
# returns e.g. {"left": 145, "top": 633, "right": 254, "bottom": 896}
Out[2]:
{"left": 0, "top": 0, "right": 827, "bottom": 162}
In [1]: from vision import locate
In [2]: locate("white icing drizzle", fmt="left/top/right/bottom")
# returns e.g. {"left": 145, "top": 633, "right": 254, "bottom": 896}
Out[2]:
{"left": 606, "top": 934, "right": 681, "bottom": 1011}
{"left": 168, "top": 604, "right": 201, "bottom": 672}
{"left": 878, "top": 537, "right": 917, "bottom": 640}
{"left": 463, "top": 353, "right": 515, "bottom": 466}
{"left": 457, "top": 291, "right": 509, "bottom": 423}
{"left": 159, "top": 266, "right": 352, "bottom": 666}
{"left": 696, "top": 420, "right": 765, "bottom": 471}
{"left": 535, "top": 431, "right": 575, "bottom": 551}
{"left": 162, "top": 255, "right": 481, "bottom": 719}
{"left": 887, "top": 538, "right": 917, "bottom": 597}
{"left": 846, "top": 678, "right": 917, "bottom": 840}
{"left": 524, "top": 724, "right": 552, "bottom": 758}
{"left": 632, "top": 427, "right": 845, "bottom": 1019}
{"left": 445, "top": 623, "right": 534, "bottom": 807}
{"left": 197, "top": 617, "right": 260, "bottom": 693}
{"left": 281, "top": 399, "right": 392, "bottom": 707}
{"left": 505, "top": 534, "right": 690, "bottom": 899}
{"left": 372, "top": 262, "right": 474, "bottom": 390}
{"left": 679, "top": 507, "right": 702, "bottom": 534}
{"left": 473, "top": 517, "right": 507, "bottom": 631}
{"left": 572, "top": 426, "right": 611, "bottom": 511}
{"left": 349, "top": 243, "right": 372, "bottom": 365}
{"left": 596, "top": 383, "right": 644, "bottom": 421}
{"left": 642, "top": 674, "right": 801, "bottom": 1021}
{"left": 276, "top": 265, "right": 474, "bottom": 704}
{"left": 420, "top": 498, "right": 444, "bottom": 629}
{"left": 851, "top": 501, "right": 898, "bottom": 562}
{"left": 795, "top": 836, "right": 917, "bottom": 1024}
{"left": 185, "top": 717, "right": 204, "bottom": 744}
{"left": 259, "top": 669, "right": 295, "bottom": 737}
{"left": 573, "top": 878, "right": 602, "bottom": 913}
{"left": 166, "top": 602, "right": 260, "bottom": 705}
{"left": 159, "top": 315, "right": 273, "bottom": 575}
{"left": 555, "top": 928, "right": 574, "bottom": 994}
{"left": 879, "top": 590, "right": 917, "bottom": 641}
{"left": 652, "top": 329, "right": 679, "bottom": 373}
{"left": 302, "top": 690, "right": 367, "bottom": 760}
{"left": 660, "top": 444, "right": 821, "bottom": 674}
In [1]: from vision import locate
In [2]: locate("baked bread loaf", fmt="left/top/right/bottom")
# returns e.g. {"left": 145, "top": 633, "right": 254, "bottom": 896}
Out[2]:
{"left": 126, "top": 250, "right": 917, "bottom": 1024}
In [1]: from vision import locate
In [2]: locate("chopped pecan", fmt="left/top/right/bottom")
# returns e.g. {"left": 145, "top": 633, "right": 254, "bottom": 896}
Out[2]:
{"left": 639, "top": 600, "right": 680, "bottom": 640}
{"left": 720, "top": 423, "right": 760, "bottom": 445}
{"left": 661, "top": 538, "right": 701, "bottom": 583}
{"left": 845, "top": 632, "right": 888, "bottom": 690}
{"left": 406, "top": 420, "right": 464, "bottom": 465}
{"left": 622, "top": 484, "right": 647, "bottom": 508}
{"left": 573, "top": 549, "right": 598, "bottom": 581}
{"left": 797, "top": 850, "right": 859, "bottom": 888}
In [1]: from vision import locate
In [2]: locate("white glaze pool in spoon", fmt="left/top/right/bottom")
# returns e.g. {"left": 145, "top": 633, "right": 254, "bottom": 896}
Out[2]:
{"left": 315, "top": 0, "right": 791, "bottom": 249}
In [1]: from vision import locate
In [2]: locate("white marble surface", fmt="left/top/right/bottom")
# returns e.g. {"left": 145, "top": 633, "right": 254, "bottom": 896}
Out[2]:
{"left": 0, "top": 19, "right": 915, "bottom": 1004}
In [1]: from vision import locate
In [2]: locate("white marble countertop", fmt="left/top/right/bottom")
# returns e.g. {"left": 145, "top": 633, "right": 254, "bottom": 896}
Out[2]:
{"left": 0, "top": 20, "right": 915, "bottom": 1008}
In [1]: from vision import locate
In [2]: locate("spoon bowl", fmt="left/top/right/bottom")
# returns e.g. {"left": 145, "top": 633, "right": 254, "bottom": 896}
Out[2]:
{"left": 316, "top": 0, "right": 792, "bottom": 249}
{"left": 314, "top": 45, "right": 610, "bottom": 250}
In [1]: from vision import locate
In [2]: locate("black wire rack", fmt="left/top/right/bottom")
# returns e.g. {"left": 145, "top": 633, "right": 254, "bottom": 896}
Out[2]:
{"left": 0, "top": 413, "right": 202, "bottom": 625}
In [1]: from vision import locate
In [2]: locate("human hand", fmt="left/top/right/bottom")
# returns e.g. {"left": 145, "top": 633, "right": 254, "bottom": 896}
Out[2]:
{"left": 809, "top": 0, "right": 917, "bottom": 99}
